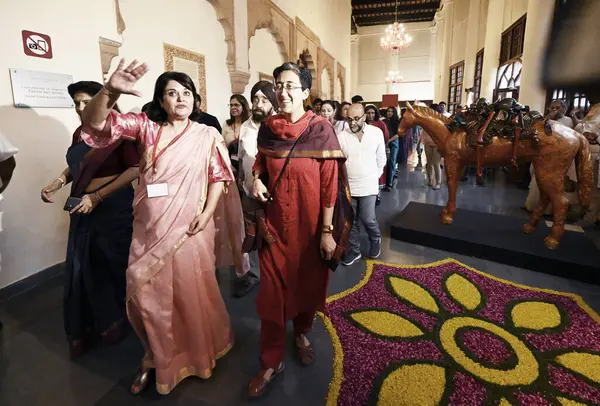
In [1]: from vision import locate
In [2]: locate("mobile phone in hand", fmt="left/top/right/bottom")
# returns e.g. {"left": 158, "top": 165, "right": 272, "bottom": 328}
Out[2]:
{"left": 63, "top": 197, "right": 82, "bottom": 211}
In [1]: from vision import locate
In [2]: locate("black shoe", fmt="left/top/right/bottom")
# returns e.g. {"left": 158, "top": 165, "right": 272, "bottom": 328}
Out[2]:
{"left": 342, "top": 251, "right": 362, "bottom": 266}
{"left": 233, "top": 272, "right": 259, "bottom": 298}
{"left": 369, "top": 239, "right": 381, "bottom": 259}
{"left": 383, "top": 186, "right": 392, "bottom": 192}
{"left": 376, "top": 196, "right": 381, "bottom": 206}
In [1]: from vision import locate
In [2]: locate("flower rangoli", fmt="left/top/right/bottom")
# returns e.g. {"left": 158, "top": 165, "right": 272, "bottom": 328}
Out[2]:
{"left": 320, "top": 259, "right": 600, "bottom": 406}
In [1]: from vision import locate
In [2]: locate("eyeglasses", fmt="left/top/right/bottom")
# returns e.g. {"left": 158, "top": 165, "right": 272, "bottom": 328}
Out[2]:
{"left": 346, "top": 114, "right": 366, "bottom": 123}
{"left": 275, "top": 83, "right": 303, "bottom": 92}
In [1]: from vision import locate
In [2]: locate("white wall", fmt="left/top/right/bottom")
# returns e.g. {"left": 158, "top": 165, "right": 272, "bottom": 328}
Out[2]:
{"left": 0, "top": 0, "right": 232, "bottom": 289}
{"left": 116, "top": 0, "right": 230, "bottom": 121}
{"left": 354, "top": 22, "right": 434, "bottom": 102}
{"left": 243, "top": 28, "right": 285, "bottom": 101}
{"left": 450, "top": 0, "right": 470, "bottom": 65}
{"left": 478, "top": 0, "right": 490, "bottom": 51}
{"left": 271, "top": 0, "right": 352, "bottom": 97}
{"left": 503, "top": 0, "right": 528, "bottom": 30}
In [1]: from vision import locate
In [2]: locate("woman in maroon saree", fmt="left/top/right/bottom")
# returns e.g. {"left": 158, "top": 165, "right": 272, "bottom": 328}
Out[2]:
{"left": 40, "top": 81, "right": 140, "bottom": 358}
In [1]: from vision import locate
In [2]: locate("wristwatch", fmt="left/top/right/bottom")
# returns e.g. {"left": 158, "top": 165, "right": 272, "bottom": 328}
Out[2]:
{"left": 322, "top": 224, "right": 334, "bottom": 234}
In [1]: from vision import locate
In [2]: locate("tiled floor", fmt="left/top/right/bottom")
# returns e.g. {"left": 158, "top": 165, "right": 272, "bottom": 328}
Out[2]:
{"left": 1, "top": 160, "right": 599, "bottom": 406}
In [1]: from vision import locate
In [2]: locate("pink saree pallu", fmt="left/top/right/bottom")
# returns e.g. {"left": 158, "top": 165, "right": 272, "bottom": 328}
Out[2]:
{"left": 81, "top": 111, "right": 247, "bottom": 394}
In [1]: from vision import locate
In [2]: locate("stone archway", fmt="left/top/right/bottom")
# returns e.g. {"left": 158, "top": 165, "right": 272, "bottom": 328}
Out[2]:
{"left": 247, "top": 0, "right": 293, "bottom": 64}
{"left": 206, "top": 0, "right": 235, "bottom": 71}
{"left": 318, "top": 47, "right": 335, "bottom": 100}
{"left": 337, "top": 62, "right": 347, "bottom": 102}
{"left": 207, "top": 0, "right": 251, "bottom": 92}
{"left": 298, "top": 49, "right": 317, "bottom": 92}
{"left": 321, "top": 67, "right": 332, "bottom": 99}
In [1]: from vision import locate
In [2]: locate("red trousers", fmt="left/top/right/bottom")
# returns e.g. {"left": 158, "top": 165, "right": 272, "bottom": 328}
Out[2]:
{"left": 259, "top": 311, "right": 315, "bottom": 369}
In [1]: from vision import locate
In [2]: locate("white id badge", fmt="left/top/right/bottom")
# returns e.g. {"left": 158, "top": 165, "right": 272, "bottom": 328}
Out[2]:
{"left": 147, "top": 183, "right": 169, "bottom": 198}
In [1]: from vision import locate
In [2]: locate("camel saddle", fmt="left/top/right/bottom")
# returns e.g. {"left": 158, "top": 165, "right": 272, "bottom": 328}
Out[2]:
{"left": 446, "top": 98, "right": 547, "bottom": 178}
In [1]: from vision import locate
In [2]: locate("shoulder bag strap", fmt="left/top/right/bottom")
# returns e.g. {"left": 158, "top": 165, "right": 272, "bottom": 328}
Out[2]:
{"left": 266, "top": 115, "right": 316, "bottom": 204}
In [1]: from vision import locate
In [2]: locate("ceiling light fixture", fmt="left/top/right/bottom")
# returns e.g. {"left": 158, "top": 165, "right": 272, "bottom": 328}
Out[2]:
{"left": 380, "top": 0, "right": 413, "bottom": 54}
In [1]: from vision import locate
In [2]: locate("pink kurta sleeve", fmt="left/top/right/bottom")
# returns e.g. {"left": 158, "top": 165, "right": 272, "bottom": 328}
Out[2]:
{"left": 209, "top": 130, "right": 235, "bottom": 184}
{"left": 209, "top": 144, "right": 234, "bottom": 184}
{"left": 320, "top": 159, "right": 339, "bottom": 208}
{"left": 80, "top": 110, "right": 152, "bottom": 149}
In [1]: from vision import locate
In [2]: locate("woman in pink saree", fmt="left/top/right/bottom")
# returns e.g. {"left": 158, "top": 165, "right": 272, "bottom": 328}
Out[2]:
{"left": 80, "top": 60, "right": 245, "bottom": 395}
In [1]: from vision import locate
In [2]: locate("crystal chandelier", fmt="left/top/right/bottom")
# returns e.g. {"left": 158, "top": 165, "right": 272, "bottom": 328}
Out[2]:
{"left": 386, "top": 71, "right": 403, "bottom": 84}
{"left": 380, "top": 0, "right": 412, "bottom": 54}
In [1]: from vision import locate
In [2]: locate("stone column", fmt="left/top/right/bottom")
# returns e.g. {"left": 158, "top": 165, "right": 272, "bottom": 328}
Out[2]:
{"left": 429, "top": 25, "right": 437, "bottom": 98}
{"left": 230, "top": 0, "right": 250, "bottom": 93}
{"left": 350, "top": 34, "right": 359, "bottom": 97}
{"left": 439, "top": 0, "right": 454, "bottom": 103}
{"left": 462, "top": 0, "right": 482, "bottom": 95}
{"left": 518, "top": 0, "right": 555, "bottom": 111}
{"left": 480, "top": 0, "right": 506, "bottom": 100}
{"left": 433, "top": 12, "right": 445, "bottom": 101}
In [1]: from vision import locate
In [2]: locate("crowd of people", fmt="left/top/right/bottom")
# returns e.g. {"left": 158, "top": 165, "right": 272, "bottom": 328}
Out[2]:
{"left": 29, "top": 59, "right": 381, "bottom": 398}
{"left": 28, "top": 57, "right": 455, "bottom": 397}
{"left": 0, "top": 53, "right": 598, "bottom": 400}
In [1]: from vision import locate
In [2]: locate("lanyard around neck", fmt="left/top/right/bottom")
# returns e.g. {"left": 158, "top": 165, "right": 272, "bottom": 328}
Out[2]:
{"left": 152, "top": 120, "right": 191, "bottom": 172}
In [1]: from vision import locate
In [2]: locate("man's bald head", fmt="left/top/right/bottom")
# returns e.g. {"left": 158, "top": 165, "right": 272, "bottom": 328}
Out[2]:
{"left": 347, "top": 103, "right": 367, "bottom": 133}
{"left": 347, "top": 103, "right": 364, "bottom": 118}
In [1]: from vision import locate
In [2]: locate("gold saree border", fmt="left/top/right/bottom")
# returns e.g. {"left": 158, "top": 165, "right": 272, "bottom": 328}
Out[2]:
{"left": 126, "top": 233, "right": 190, "bottom": 302}
{"left": 258, "top": 147, "right": 346, "bottom": 159}
{"left": 150, "top": 340, "right": 234, "bottom": 395}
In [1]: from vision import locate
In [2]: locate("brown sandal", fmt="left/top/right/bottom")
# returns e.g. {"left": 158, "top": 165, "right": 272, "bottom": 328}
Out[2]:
{"left": 248, "top": 362, "right": 284, "bottom": 398}
{"left": 295, "top": 335, "right": 315, "bottom": 366}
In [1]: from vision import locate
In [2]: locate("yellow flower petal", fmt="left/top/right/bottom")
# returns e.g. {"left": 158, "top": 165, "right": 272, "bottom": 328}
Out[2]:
{"left": 511, "top": 301, "right": 562, "bottom": 330}
{"left": 377, "top": 364, "right": 445, "bottom": 406}
{"left": 445, "top": 273, "right": 482, "bottom": 310}
{"left": 349, "top": 310, "right": 424, "bottom": 338}
{"left": 388, "top": 276, "right": 439, "bottom": 314}
{"left": 556, "top": 352, "right": 600, "bottom": 383}
{"left": 499, "top": 399, "right": 513, "bottom": 406}
{"left": 557, "top": 397, "right": 588, "bottom": 406}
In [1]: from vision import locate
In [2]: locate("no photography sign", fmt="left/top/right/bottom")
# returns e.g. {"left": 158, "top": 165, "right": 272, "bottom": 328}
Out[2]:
{"left": 22, "top": 30, "right": 53, "bottom": 59}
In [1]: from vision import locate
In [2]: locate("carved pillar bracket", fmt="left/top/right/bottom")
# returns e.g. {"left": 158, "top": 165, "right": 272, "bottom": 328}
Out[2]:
{"left": 230, "top": 70, "right": 252, "bottom": 93}
{"left": 99, "top": 37, "right": 122, "bottom": 84}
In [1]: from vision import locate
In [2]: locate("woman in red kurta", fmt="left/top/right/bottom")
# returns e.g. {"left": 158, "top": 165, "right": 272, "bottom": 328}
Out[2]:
{"left": 248, "top": 62, "right": 352, "bottom": 398}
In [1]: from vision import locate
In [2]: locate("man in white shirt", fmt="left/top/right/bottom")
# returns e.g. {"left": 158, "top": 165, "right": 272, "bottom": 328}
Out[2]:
{"left": 234, "top": 80, "right": 277, "bottom": 297}
{"left": 0, "top": 134, "right": 17, "bottom": 195}
{"left": 439, "top": 101, "right": 452, "bottom": 118}
{"left": 0, "top": 131, "right": 18, "bottom": 331}
{"left": 338, "top": 103, "right": 386, "bottom": 266}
